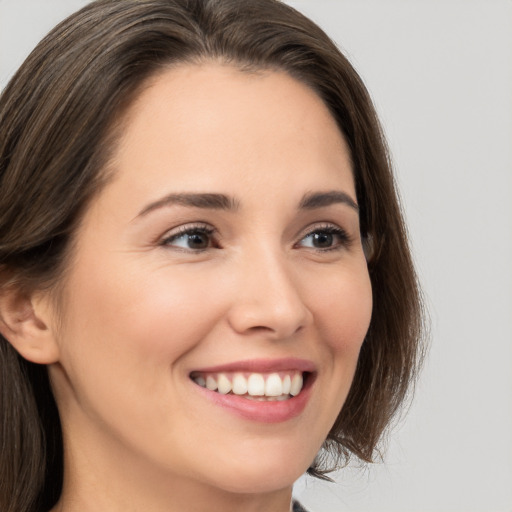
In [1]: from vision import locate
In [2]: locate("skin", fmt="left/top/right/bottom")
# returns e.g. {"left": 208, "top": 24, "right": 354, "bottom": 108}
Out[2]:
{"left": 40, "top": 64, "right": 373, "bottom": 512}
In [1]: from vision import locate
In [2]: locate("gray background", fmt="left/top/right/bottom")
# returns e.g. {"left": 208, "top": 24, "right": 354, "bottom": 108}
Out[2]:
{"left": 1, "top": 1, "right": 511, "bottom": 511}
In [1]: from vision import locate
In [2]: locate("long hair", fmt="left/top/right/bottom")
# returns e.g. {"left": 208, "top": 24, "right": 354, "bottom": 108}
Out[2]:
{"left": 0, "top": 1, "right": 426, "bottom": 510}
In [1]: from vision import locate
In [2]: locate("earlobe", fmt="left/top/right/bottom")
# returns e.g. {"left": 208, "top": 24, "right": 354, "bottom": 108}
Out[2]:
{"left": 0, "top": 286, "right": 60, "bottom": 364}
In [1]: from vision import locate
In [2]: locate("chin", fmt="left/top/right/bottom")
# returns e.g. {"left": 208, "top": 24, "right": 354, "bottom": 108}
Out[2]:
{"left": 209, "top": 469, "right": 302, "bottom": 495}
{"left": 199, "top": 448, "right": 314, "bottom": 495}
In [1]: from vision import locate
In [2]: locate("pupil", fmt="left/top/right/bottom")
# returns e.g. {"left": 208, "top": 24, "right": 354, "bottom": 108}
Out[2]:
{"left": 188, "top": 233, "right": 208, "bottom": 248}
{"left": 314, "top": 232, "right": 333, "bottom": 248}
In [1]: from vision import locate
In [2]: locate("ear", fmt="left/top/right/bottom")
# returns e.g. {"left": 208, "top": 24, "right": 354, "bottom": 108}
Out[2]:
{"left": 0, "top": 286, "right": 60, "bottom": 364}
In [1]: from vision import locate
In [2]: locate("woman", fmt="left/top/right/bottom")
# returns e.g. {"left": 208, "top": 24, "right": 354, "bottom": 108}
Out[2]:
{"left": 0, "top": 1, "right": 425, "bottom": 511}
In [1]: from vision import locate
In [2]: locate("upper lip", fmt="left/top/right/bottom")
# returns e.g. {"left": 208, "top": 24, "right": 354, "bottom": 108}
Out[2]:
{"left": 191, "top": 357, "right": 316, "bottom": 374}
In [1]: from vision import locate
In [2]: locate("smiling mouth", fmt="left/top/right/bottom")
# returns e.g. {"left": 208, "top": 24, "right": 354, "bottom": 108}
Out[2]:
{"left": 190, "top": 370, "right": 308, "bottom": 401}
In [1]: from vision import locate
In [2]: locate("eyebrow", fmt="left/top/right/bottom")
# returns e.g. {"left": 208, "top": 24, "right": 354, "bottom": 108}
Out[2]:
{"left": 136, "top": 193, "right": 239, "bottom": 218}
{"left": 135, "top": 189, "right": 358, "bottom": 219}
{"left": 299, "top": 191, "right": 359, "bottom": 212}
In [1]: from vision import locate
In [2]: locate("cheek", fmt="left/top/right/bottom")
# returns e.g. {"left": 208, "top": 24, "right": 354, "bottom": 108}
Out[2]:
{"left": 59, "top": 260, "right": 225, "bottom": 372}
{"left": 308, "top": 264, "right": 373, "bottom": 356}
{"left": 51, "top": 260, "right": 227, "bottom": 447}
{"left": 296, "top": 263, "right": 372, "bottom": 442}
{"left": 113, "top": 287, "right": 198, "bottom": 359}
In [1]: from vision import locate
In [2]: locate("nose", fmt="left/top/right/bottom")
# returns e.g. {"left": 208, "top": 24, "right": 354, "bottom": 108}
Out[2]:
{"left": 226, "top": 246, "right": 313, "bottom": 340}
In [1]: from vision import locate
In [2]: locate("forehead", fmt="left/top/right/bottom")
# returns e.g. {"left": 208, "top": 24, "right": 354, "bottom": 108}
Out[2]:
{"left": 98, "top": 63, "right": 355, "bottom": 213}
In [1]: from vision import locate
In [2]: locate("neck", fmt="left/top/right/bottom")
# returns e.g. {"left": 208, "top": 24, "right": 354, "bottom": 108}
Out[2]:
{"left": 53, "top": 485, "right": 293, "bottom": 512}
{"left": 50, "top": 426, "right": 295, "bottom": 512}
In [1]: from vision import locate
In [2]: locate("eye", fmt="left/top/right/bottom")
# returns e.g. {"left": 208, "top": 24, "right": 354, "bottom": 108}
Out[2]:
{"left": 297, "top": 225, "right": 350, "bottom": 251}
{"left": 161, "top": 225, "right": 217, "bottom": 251}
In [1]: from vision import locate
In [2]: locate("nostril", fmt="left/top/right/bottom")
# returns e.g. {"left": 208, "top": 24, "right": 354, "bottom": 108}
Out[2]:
{"left": 247, "top": 325, "right": 277, "bottom": 333}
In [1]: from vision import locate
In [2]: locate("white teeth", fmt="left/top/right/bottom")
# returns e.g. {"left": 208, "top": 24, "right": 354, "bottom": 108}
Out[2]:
{"left": 245, "top": 394, "right": 289, "bottom": 401}
{"left": 217, "top": 373, "right": 232, "bottom": 394}
{"left": 282, "top": 375, "right": 291, "bottom": 395}
{"left": 290, "top": 373, "right": 303, "bottom": 396}
{"left": 265, "top": 373, "right": 283, "bottom": 397}
{"left": 247, "top": 373, "right": 265, "bottom": 396}
{"left": 194, "top": 375, "right": 206, "bottom": 388}
{"left": 192, "top": 370, "right": 306, "bottom": 399}
{"left": 206, "top": 375, "right": 218, "bottom": 391}
{"left": 232, "top": 373, "right": 248, "bottom": 395}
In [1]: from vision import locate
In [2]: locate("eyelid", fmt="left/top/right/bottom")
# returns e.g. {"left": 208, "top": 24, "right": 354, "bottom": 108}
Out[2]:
{"left": 157, "top": 221, "right": 353, "bottom": 252}
{"left": 295, "top": 222, "right": 354, "bottom": 250}
{"left": 159, "top": 222, "right": 218, "bottom": 249}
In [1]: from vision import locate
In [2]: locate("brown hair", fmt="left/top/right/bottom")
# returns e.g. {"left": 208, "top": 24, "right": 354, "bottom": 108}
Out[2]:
{"left": 0, "top": 0, "right": 426, "bottom": 510}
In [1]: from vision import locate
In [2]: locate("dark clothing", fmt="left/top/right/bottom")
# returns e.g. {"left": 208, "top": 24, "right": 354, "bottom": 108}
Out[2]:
{"left": 292, "top": 500, "right": 309, "bottom": 512}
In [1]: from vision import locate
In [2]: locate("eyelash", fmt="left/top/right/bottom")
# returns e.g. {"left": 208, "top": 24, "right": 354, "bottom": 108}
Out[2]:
{"left": 295, "top": 224, "right": 352, "bottom": 252}
{"left": 160, "top": 223, "right": 217, "bottom": 251}
{"left": 159, "top": 223, "right": 352, "bottom": 253}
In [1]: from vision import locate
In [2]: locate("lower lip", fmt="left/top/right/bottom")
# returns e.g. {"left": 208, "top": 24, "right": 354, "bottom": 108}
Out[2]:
{"left": 192, "top": 374, "right": 315, "bottom": 423}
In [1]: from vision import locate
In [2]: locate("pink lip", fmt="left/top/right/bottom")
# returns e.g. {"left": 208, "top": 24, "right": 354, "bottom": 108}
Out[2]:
{"left": 191, "top": 357, "right": 316, "bottom": 374}
{"left": 189, "top": 358, "right": 317, "bottom": 423}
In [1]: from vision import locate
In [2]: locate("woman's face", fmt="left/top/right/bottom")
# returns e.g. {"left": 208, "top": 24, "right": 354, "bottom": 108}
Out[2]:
{"left": 47, "top": 64, "right": 372, "bottom": 497}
